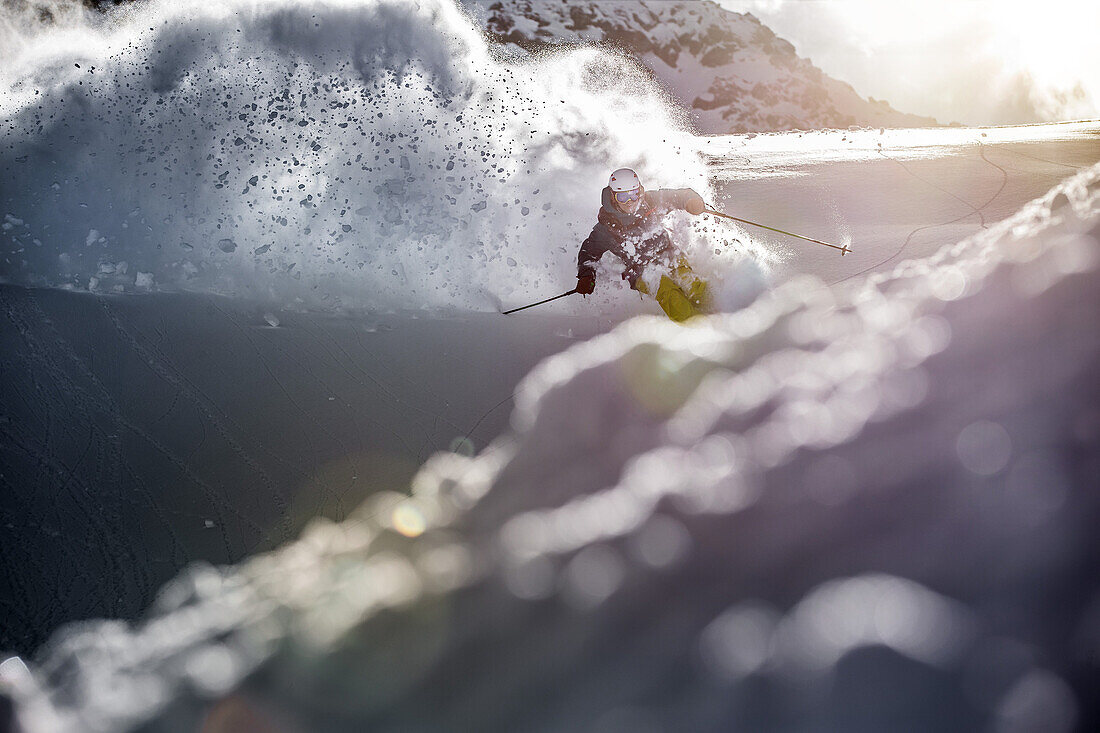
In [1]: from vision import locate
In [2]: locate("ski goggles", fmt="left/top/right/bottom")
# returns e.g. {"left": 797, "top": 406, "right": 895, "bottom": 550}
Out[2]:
{"left": 613, "top": 188, "right": 643, "bottom": 205}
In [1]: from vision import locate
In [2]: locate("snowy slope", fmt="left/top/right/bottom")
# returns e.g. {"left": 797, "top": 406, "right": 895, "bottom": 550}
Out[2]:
{"left": 1, "top": 121, "right": 1094, "bottom": 660}
{"left": 4, "top": 156, "right": 1098, "bottom": 733}
{"left": 464, "top": 0, "right": 939, "bottom": 133}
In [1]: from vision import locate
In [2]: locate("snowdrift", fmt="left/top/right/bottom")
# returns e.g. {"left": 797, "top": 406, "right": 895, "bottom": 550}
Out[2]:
{"left": 0, "top": 0, "right": 762, "bottom": 312}
{"left": 3, "top": 154, "right": 1098, "bottom": 732}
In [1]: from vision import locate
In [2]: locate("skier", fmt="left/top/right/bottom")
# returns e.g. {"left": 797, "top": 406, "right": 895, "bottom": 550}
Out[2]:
{"left": 575, "top": 168, "right": 709, "bottom": 322}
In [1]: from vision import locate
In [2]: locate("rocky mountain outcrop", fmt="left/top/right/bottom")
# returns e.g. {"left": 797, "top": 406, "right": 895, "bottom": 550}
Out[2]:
{"left": 465, "top": 0, "right": 938, "bottom": 133}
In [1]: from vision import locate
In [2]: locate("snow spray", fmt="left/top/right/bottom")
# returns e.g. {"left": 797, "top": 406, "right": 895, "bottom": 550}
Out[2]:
{"left": 0, "top": 0, "right": 737, "bottom": 312}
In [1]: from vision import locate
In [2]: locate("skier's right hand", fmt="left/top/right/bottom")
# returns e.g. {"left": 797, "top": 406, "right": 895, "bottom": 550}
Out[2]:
{"left": 576, "top": 273, "right": 596, "bottom": 295}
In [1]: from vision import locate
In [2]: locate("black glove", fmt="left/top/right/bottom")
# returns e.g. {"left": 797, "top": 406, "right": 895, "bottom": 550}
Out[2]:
{"left": 576, "top": 272, "right": 595, "bottom": 295}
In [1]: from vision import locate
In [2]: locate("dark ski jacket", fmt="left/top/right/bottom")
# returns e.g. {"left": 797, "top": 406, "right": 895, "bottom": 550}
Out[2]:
{"left": 577, "top": 187, "right": 702, "bottom": 286}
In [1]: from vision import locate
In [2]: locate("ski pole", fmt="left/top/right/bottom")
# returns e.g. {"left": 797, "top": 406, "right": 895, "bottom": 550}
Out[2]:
{"left": 703, "top": 208, "right": 851, "bottom": 255}
{"left": 502, "top": 288, "right": 578, "bottom": 315}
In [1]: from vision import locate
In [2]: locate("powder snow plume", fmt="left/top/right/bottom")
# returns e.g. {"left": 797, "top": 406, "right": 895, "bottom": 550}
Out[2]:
{"left": 0, "top": 0, "right": 732, "bottom": 311}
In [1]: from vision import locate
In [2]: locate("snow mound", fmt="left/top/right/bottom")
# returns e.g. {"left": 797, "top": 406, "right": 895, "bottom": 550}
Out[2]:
{"left": 0, "top": 0, "right": 756, "bottom": 312}
{"left": 4, "top": 156, "right": 1098, "bottom": 731}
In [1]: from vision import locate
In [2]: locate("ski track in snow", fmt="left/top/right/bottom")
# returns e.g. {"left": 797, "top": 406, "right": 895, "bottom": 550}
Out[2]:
{"left": 828, "top": 142, "right": 1012, "bottom": 285}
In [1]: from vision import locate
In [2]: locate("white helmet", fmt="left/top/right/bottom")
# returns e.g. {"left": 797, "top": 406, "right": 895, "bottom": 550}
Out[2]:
{"left": 608, "top": 168, "right": 644, "bottom": 212}
{"left": 609, "top": 168, "right": 642, "bottom": 192}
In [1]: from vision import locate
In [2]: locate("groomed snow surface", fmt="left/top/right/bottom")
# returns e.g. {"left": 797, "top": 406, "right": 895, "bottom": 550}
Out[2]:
{"left": 1, "top": 1, "right": 1100, "bottom": 731}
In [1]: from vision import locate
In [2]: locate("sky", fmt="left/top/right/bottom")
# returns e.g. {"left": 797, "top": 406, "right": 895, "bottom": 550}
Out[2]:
{"left": 717, "top": 0, "right": 1099, "bottom": 126}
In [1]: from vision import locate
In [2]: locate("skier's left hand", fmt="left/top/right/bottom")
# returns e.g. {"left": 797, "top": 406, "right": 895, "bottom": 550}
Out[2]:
{"left": 576, "top": 273, "right": 596, "bottom": 295}
{"left": 686, "top": 194, "right": 705, "bottom": 216}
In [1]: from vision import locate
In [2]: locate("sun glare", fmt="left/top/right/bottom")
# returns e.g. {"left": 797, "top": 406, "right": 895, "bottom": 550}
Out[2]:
{"left": 983, "top": 0, "right": 1084, "bottom": 82}
{"left": 723, "top": 0, "right": 1098, "bottom": 124}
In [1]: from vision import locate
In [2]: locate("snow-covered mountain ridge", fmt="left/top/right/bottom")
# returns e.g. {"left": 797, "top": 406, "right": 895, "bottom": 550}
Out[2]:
{"left": 463, "top": 0, "right": 938, "bottom": 133}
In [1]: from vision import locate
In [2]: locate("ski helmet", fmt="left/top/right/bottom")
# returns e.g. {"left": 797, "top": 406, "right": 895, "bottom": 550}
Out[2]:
{"left": 609, "top": 168, "right": 642, "bottom": 192}
{"left": 608, "top": 168, "right": 644, "bottom": 212}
